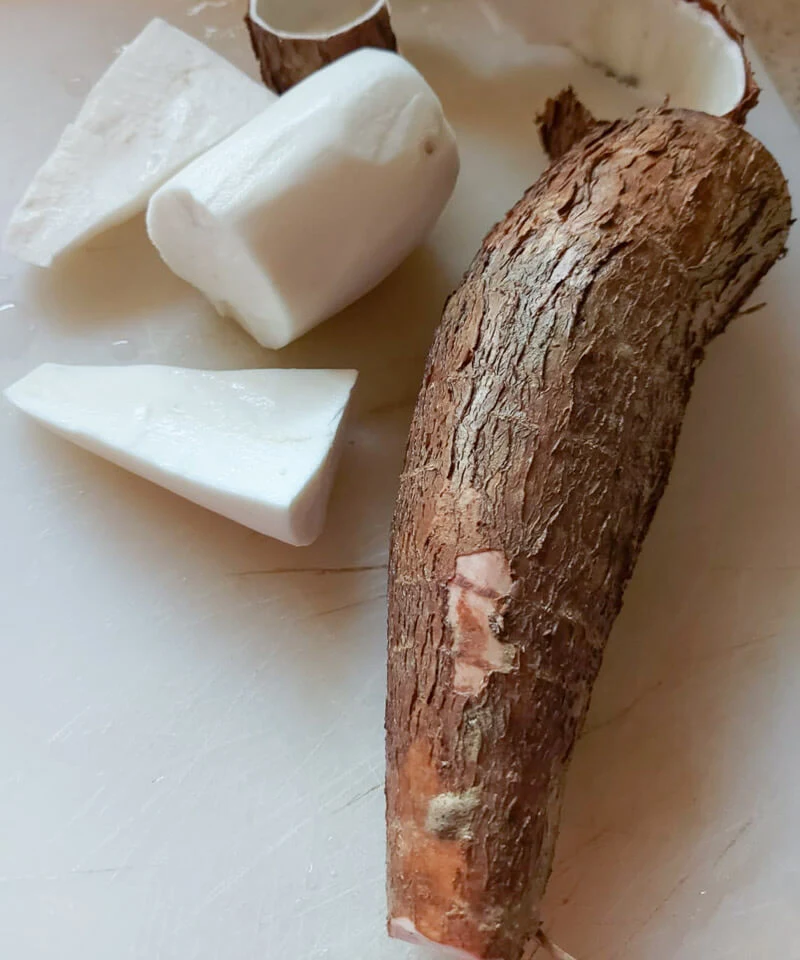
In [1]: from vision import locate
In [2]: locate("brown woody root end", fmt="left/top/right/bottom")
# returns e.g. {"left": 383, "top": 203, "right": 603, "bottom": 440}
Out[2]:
{"left": 537, "top": 88, "right": 604, "bottom": 162}
{"left": 245, "top": 0, "right": 398, "bottom": 94}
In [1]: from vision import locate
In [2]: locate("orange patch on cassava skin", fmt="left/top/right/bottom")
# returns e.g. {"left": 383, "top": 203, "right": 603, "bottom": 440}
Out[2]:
{"left": 393, "top": 740, "right": 472, "bottom": 948}
{"left": 447, "top": 552, "right": 517, "bottom": 695}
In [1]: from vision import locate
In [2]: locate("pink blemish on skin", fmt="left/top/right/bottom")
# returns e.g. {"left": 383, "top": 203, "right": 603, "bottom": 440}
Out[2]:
{"left": 458, "top": 486, "right": 481, "bottom": 509}
{"left": 390, "top": 918, "right": 481, "bottom": 960}
{"left": 447, "top": 551, "right": 516, "bottom": 696}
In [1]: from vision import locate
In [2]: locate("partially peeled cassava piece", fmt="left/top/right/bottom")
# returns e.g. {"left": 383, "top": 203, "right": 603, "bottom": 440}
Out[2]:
{"left": 245, "top": 0, "right": 397, "bottom": 93}
{"left": 385, "top": 7, "right": 790, "bottom": 960}
{"left": 492, "top": 0, "right": 757, "bottom": 121}
{"left": 5, "top": 365, "right": 357, "bottom": 547}
{"left": 3, "top": 19, "right": 275, "bottom": 268}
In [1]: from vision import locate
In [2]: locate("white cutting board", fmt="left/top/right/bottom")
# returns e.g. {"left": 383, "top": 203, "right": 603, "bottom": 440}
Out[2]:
{"left": 1, "top": 2, "right": 799, "bottom": 958}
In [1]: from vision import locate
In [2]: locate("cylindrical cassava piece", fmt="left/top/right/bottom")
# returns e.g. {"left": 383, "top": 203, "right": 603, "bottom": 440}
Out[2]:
{"left": 386, "top": 106, "right": 791, "bottom": 960}
{"left": 146, "top": 49, "right": 458, "bottom": 351}
{"left": 245, "top": 0, "right": 397, "bottom": 93}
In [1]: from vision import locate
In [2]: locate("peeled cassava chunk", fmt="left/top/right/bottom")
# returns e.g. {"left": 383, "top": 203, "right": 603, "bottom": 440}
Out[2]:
{"left": 147, "top": 49, "right": 459, "bottom": 351}
{"left": 5, "top": 364, "right": 357, "bottom": 546}
{"left": 3, "top": 19, "right": 275, "bottom": 268}
{"left": 385, "top": 101, "right": 791, "bottom": 959}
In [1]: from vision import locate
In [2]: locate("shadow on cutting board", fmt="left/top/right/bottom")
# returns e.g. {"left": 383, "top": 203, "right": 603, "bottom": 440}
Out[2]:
{"left": 540, "top": 269, "right": 800, "bottom": 956}
{"left": 21, "top": 215, "right": 189, "bottom": 331}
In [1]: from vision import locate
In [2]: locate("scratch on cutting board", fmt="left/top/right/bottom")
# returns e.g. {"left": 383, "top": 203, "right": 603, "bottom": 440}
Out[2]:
{"left": 187, "top": 0, "right": 230, "bottom": 15}
{"left": 196, "top": 859, "right": 267, "bottom": 913}
{"left": 365, "top": 394, "right": 417, "bottom": 417}
{"left": 231, "top": 564, "right": 387, "bottom": 578}
{"left": 267, "top": 778, "right": 373, "bottom": 856}
{"left": 298, "top": 593, "right": 388, "bottom": 621}
{"left": 189, "top": 788, "right": 361, "bottom": 915}
{"left": 251, "top": 727, "right": 352, "bottom": 817}
{"left": 689, "top": 633, "right": 779, "bottom": 667}
{"left": 68, "top": 785, "right": 107, "bottom": 825}
{"left": 295, "top": 876, "right": 384, "bottom": 917}
{"left": 580, "top": 679, "right": 667, "bottom": 740}
{"left": 316, "top": 767, "right": 384, "bottom": 816}
{"left": 553, "top": 825, "right": 622, "bottom": 871}
{"left": 712, "top": 818, "right": 755, "bottom": 869}
{"left": 608, "top": 871, "right": 692, "bottom": 959}
{"left": 581, "top": 632, "right": 781, "bottom": 741}
{"left": 49, "top": 705, "right": 92, "bottom": 743}
{"left": 473, "top": 0, "right": 505, "bottom": 33}
{"left": 257, "top": 742, "right": 381, "bottom": 832}
{"left": 334, "top": 783, "right": 382, "bottom": 813}
{"left": 0, "top": 866, "right": 137, "bottom": 883}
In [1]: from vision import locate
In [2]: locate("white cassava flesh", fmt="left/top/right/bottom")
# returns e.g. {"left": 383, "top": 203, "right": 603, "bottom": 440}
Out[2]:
{"left": 3, "top": 19, "right": 275, "bottom": 268}
{"left": 249, "top": 0, "right": 388, "bottom": 38}
{"left": 492, "top": 0, "right": 756, "bottom": 120}
{"left": 5, "top": 365, "right": 357, "bottom": 546}
{"left": 246, "top": 0, "right": 397, "bottom": 93}
{"left": 147, "top": 49, "right": 459, "bottom": 351}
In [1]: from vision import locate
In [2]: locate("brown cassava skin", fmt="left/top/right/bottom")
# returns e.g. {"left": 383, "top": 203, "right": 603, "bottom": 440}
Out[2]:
{"left": 537, "top": 88, "right": 601, "bottom": 163}
{"left": 385, "top": 108, "right": 791, "bottom": 960}
{"left": 245, "top": 2, "right": 397, "bottom": 94}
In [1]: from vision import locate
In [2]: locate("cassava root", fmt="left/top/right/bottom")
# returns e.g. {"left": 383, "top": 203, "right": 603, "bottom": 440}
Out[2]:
{"left": 385, "top": 94, "right": 791, "bottom": 960}
{"left": 245, "top": 0, "right": 397, "bottom": 94}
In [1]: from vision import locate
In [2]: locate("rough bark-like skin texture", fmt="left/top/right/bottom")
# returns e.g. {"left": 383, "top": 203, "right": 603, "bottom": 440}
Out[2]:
{"left": 386, "top": 107, "right": 791, "bottom": 960}
{"left": 245, "top": 2, "right": 397, "bottom": 94}
{"left": 537, "top": 89, "right": 603, "bottom": 163}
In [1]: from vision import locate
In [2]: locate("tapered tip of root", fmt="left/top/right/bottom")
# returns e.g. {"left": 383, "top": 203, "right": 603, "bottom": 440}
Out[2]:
{"left": 389, "top": 918, "right": 482, "bottom": 960}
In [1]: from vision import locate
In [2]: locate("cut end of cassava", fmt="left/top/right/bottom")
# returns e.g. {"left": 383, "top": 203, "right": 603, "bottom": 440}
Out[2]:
{"left": 537, "top": 11, "right": 758, "bottom": 165}
{"left": 518, "top": 0, "right": 759, "bottom": 123}
{"left": 245, "top": 0, "right": 397, "bottom": 93}
{"left": 389, "top": 918, "right": 482, "bottom": 960}
{"left": 390, "top": 918, "right": 560, "bottom": 960}
{"left": 686, "top": 0, "right": 760, "bottom": 124}
{"left": 603, "top": 0, "right": 758, "bottom": 122}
